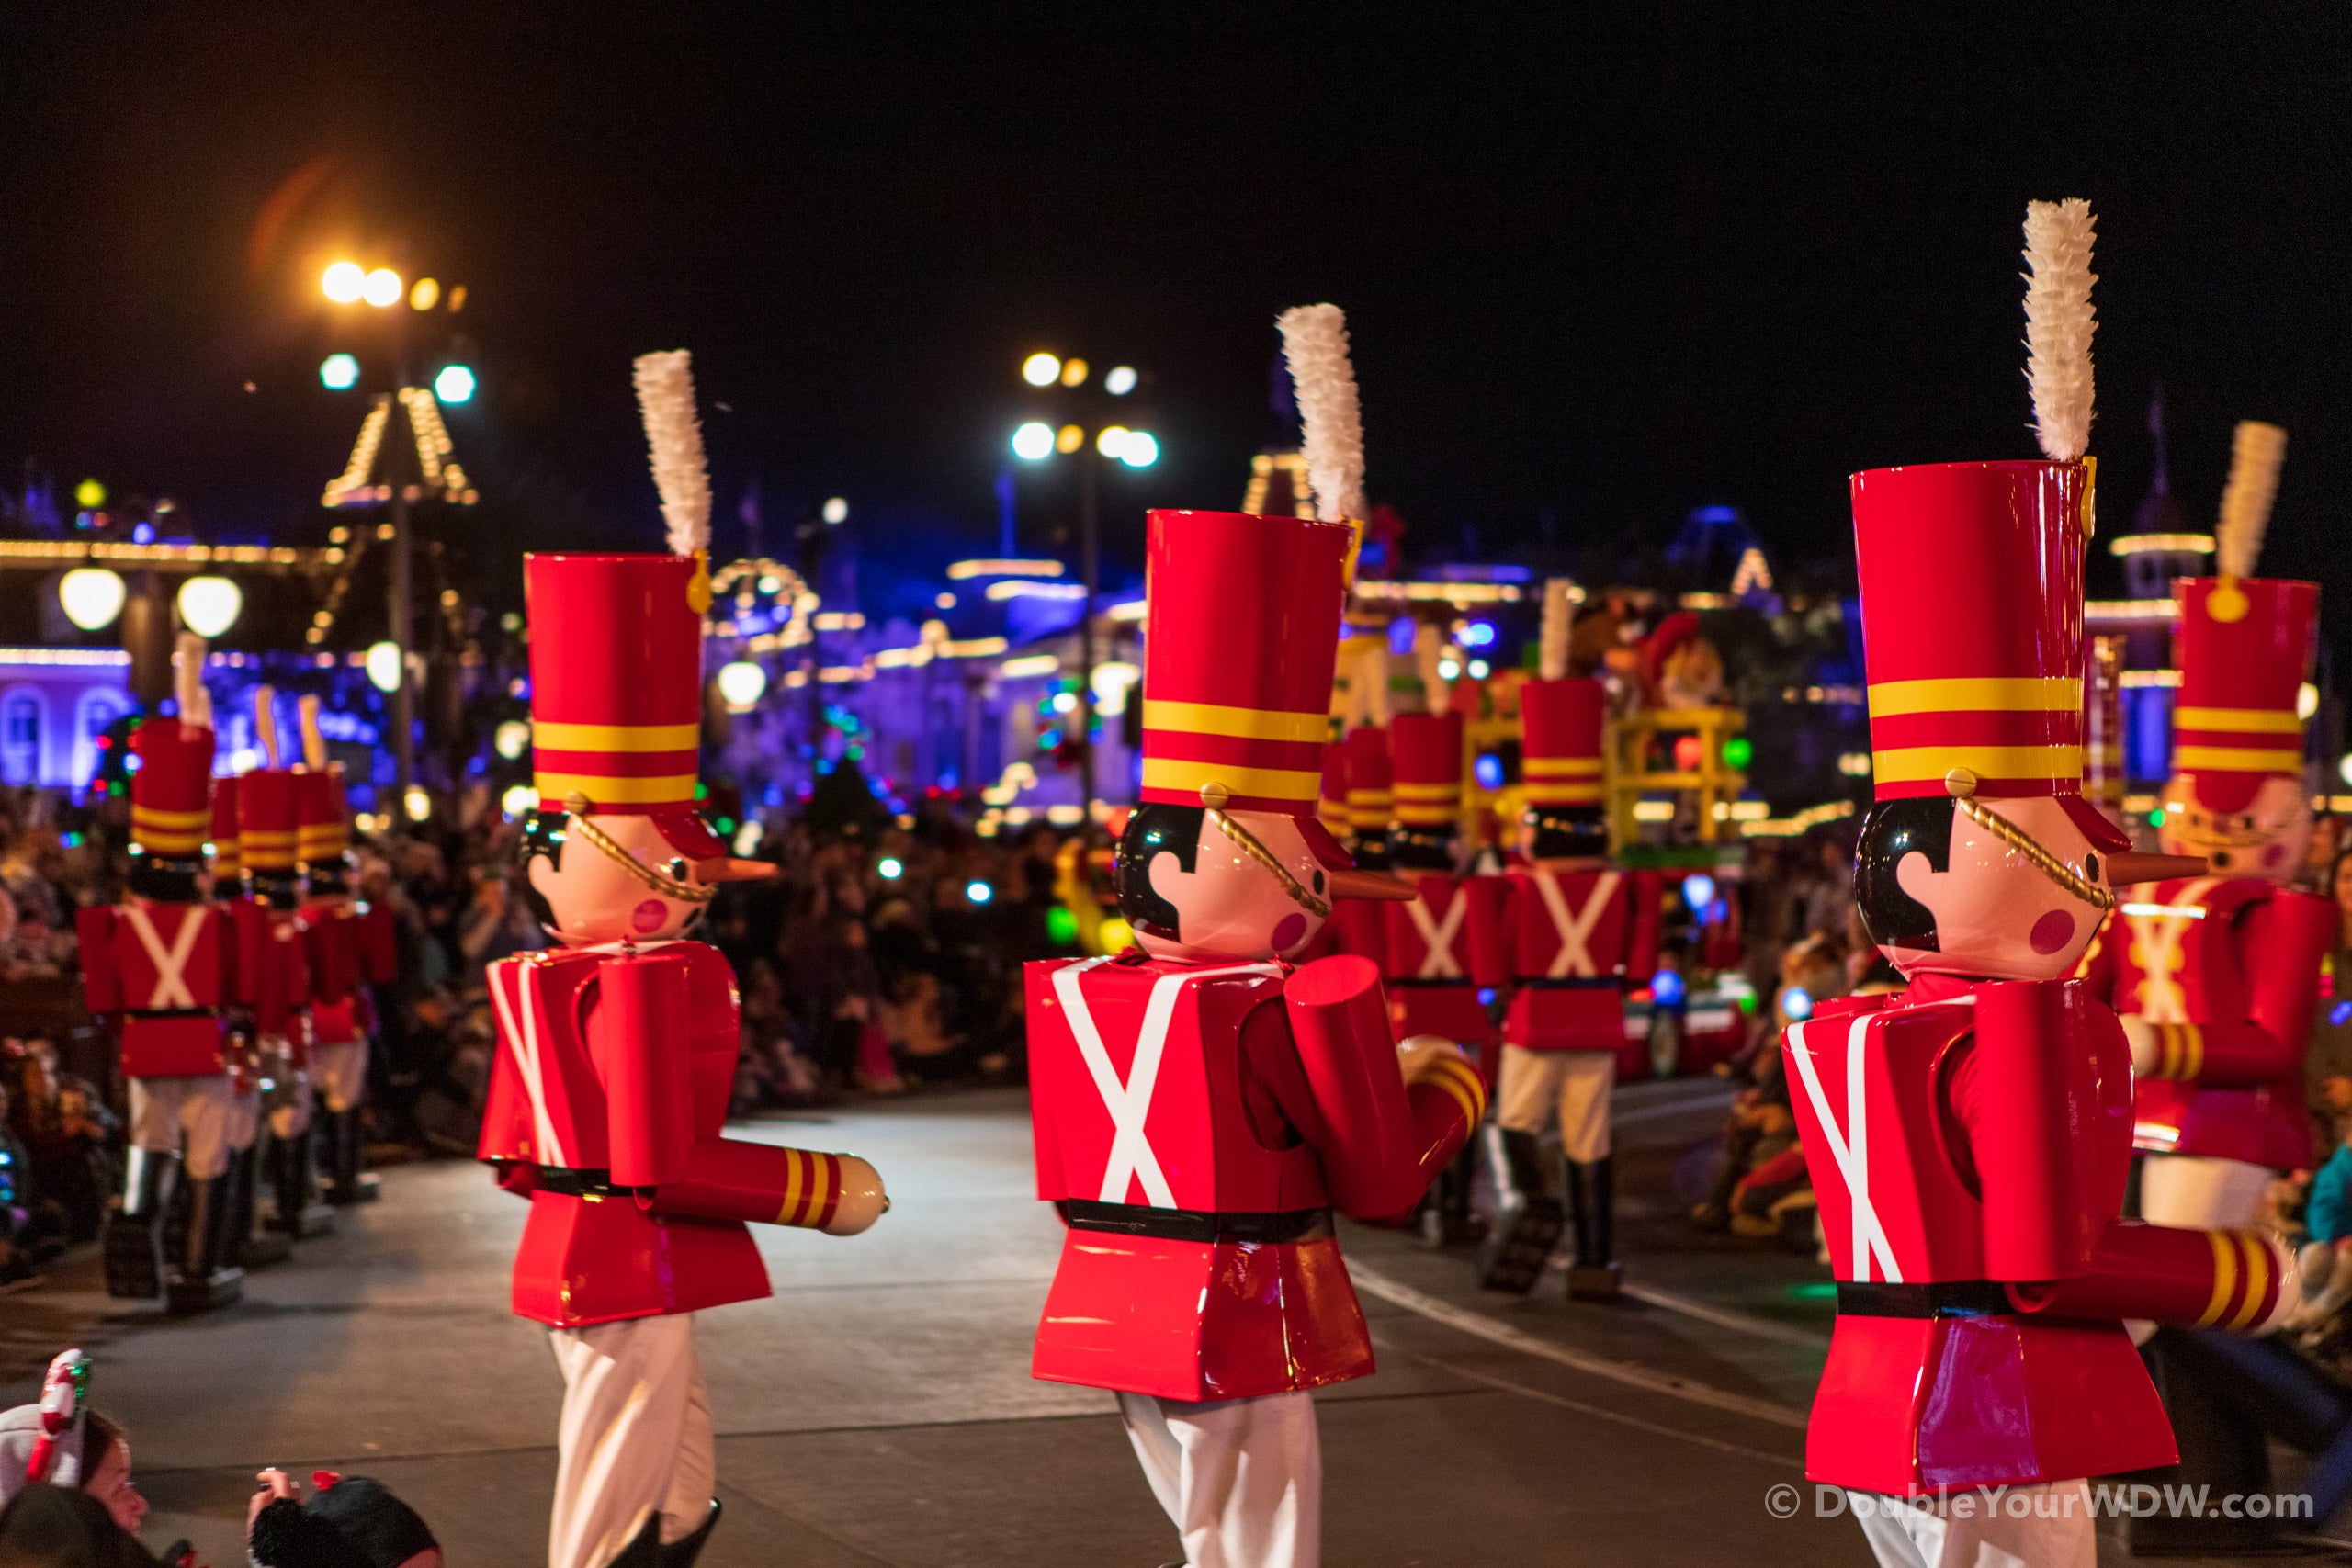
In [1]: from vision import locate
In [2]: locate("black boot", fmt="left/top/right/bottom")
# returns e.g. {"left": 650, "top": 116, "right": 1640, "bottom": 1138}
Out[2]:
{"left": 1474, "top": 1126, "right": 1564, "bottom": 1293}
{"left": 232, "top": 1143, "right": 289, "bottom": 1267}
{"left": 269, "top": 1125, "right": 334, "bottom": 1239}
{"left": 103, "top": 1147, "right": 175, "bottom": 1299}
{"left": 1565, "top": 1156, "right": 1622, "bottom": 1301}
{"left": 166, "top": 1176, "right": 244, "bottom": 1313}
{"left": 1417, "top": 1141, "right": 1481, "bottom": 1248}
{"left": 663, "top": 1500, "right": 720, "bottom": 1566}
{"left": 324, "top": 1109, "right": 376, "bottom": 1205}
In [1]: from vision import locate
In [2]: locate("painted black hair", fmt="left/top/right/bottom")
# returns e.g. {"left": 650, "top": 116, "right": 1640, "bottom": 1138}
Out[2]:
{"left": 1525, "top": 807, "right": 1609, "bottom": 862}
{"left": 1116, "top": 804, "right": 1204, "bottom": 942}
{"left": 1386, "top": 823, "right": 1455, "bottom": 872}
{"left": 514, "top": 809, "right": 569, "bottom": 933}
{"left": 128, "top": 855, "right": 204, "bottom": 903}
{"left": 1853, "top": 797, "right": 1956, "bottom": 953}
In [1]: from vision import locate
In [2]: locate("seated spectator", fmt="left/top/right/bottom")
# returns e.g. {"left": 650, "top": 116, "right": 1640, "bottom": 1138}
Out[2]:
{"left": 247, "top": 1469, "right": 441, "bottom": 1568}
{"left": 0, "top": 1078, "right": 65, "bottom": 1292}
{"left": 0, "top": 1403, "right": 143, "bottom": 1538}
{"left": 1690, "top": 934, "right": 1846, "bottom": 1234}
{"left": 3, "top": 1045, "right": 114, "bottom": 1247}
{"left": 0, "top": 1482, "right": 162, "bottom": 1568}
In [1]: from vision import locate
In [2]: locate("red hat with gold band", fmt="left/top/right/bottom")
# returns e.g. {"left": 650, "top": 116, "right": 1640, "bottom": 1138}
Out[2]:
{"left": 129, "top": 717, "right": 214, "bottom": 859}
{"left": 1136, "top": 510, "right": 1352, "bottom": 814}
{"left": 2082, "top": 634, "right": 2126, "bottom": 819}
{"left": 239, "top": 768, "right": 301, "bottom": 873}
{"left": 209, "top": 775, "right": 241, "bottom": 880}
{"left": 526, "top": 551, "right": 724, "bottom": 858}
{"left": 1345, "top": 726, "right": 1392, "bottom": 833}
{"left": 1521, "top": 678, "right": 1605, "bottom": 811}
{"left": 1851, "top": 460, "right": 2122, "bottom": 847}
{"left": 295, "top": 769, "right": 350, "bottom": 866}
{"left": 2171, "top": 576, "right": 2318, "bottom": 814}
{"left": 1390, "top": 712, "right": 1464, "bottom": 829}
{"left": 1317, "top": 745, "right": 1351, "bottom": 838}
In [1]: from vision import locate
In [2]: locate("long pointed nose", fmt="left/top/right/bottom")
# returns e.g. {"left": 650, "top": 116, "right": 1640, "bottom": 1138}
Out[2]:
{"left": 2105, "top": 851, "right": 2208, "bottom": 886}
{"left": 1328, "top": 867, "right": 1418, "bottom": 901}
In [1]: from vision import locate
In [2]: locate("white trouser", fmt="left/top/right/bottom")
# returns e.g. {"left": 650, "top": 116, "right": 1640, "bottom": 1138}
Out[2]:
{"left": 224, "top": 1084, "right": 262, "bottom": 1154}
{"left": 2139, "top": 1153, "right": 2273, "bottom": 1228}
{"left": 1497, "top": 1046, "right": 1615, "bottom": 1161}
{"left": 1117, "top": 1389, "right": 1319, "bottom": 1568}
{"left": 548, "top": 1314, "right": 714, "bottom": 1568}
{"left": 312, "top": 1038, "right": 368, "bottom": 1114}
{"left": 128, "top": 1076, "right": 235, "bottom": 1179}
{"left": 1851, "top": 1483, "right": 2094, "bottom": 1568}
{"left": 263, "top": 1036, "right": 311, "bottom": 1141}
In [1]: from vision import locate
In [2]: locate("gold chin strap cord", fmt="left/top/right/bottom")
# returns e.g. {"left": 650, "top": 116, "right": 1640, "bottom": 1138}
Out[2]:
{"left": 1200, "top": 784, "right": 1333, "bottom": 919}
{"left": 1952, "top": 792, "right": 2115, "bottom": 914}
{"left": 562, "top": 791, "right": 717, "bottom": 905}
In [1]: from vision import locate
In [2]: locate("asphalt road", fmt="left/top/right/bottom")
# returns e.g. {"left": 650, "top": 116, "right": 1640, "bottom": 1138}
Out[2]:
{"left": 0, "top": 1080, "right": 2329, "bottom": 1566}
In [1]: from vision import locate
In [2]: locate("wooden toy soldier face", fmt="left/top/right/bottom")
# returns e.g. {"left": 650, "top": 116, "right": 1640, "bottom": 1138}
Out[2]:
{"left": 2157, "top": 773, "right": 2312, "bottom": 881}
{"left": 1857, "top": 795, "right": 2120, "bottom": 983}
{"left": 1118, "top": 804, "right": 1332, "bottom": 964}
{"left": 515, "top": 805, "right": 775, "bottom": 947}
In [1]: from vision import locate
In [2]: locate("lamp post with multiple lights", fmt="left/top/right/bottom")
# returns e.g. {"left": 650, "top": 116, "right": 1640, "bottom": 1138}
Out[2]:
{"left": 317, "top": 259, "right": 473, "bottom": 799}
{"left": 1008, "top": 353, "right": 1157, "bottom": 803}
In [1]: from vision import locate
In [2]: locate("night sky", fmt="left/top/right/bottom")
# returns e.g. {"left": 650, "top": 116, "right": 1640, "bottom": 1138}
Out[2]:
{"left": 4, "top": 8, "right": 2349, "bottom": 646}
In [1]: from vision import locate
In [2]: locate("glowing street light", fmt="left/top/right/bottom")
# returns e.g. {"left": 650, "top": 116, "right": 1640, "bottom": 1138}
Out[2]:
{"left": 322, "top": 261, "right": 366, "bottom": 303}
{"left": 494, "top": 719, "right": 531, "bottom": 760}
{"left": 434, "top": 364, "right": 476, "bottom": 404}
{"left": 320, "top": 353, "right": 360, "bottom": 390}
{"left": 821, "top": 496, "right": 849, "bottom": 525}
{"left": 501, "top": 783, "right": 536, "bottom": 819}
{"left": 1104, "top": 366, "right": 1138, "bottom": 396}
{"left": 409, "top": 276, "right": 441, "bottom": 310}
{"left": 58, "top": 568, "right": 126, "bottom": 631}
{"left": 366, "top": 640, "right": 403, "bottom": 694}
{"left": 1058, "top": 356, "right": 1090, "bottom": 388}
{"left": 1012, "top": 422, "right": 1056, "bottom": 461}
{"left": 361, "top": 267, "right": 404, "bottom": 308}
{"left": 1095, "top": 425, "right": 1129, "bottom": 459}
{"left": 1119, "top": 430, "right": 1159, "bottom": 468}
{"left": 175, "top": 576, "right": 243, "bottom": 637}
{"left": 403, "top": 784, "right": 431, "bottom": 822}
{"left": 717, "top": 660, "right": 768, "bottom": 712}
{"left": 1022, "top": 352, "right": 1062, "bottom": 387}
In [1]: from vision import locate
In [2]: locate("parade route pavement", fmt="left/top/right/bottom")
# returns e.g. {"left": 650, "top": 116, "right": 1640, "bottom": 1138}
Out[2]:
{"left": 1, "top": 1082, "right": 2333, "bottom": 1565}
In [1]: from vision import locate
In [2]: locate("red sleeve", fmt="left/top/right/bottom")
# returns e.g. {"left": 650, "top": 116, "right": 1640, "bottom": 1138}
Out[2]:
{"left": 588, "top": 950, "right": 696, "bottom": 1188}
{"left": 2009, "top": 1218, "right": 2290, "bottom": 1333}
{"left": 1277, "top": 954, "right": 1482, "bottom": 1220}
{"left": 1952, "top": 980, "right": 2083, "bottom": 1282}
{"left": 1624, "top": 870, "right": 1662, "bottom": 984}
{"left": 359, "top": 903, "right": 398, "bottom": 985}
{"left": 1463, "top": 875, "right": 1512, "bottom": 990}
{"left": 2136, "top": 893, "right": 2335, "bottom": 1089}
{"left": 75, "top": 908, "right": 120, "bottom": 1014}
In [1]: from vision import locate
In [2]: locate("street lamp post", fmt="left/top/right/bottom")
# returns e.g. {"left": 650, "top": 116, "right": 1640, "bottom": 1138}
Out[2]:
{"left": 1009, "top": 354, "right": 1156, "bottom": 807}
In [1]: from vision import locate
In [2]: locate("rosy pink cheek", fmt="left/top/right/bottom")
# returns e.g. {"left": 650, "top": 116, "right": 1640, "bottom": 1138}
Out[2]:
{"left": 2263, "top": 844, "right": 2284, "bottom": 868}
{"left": 1271, "top": 913, "right": 1307, "bottom": 953}
{"left": 630, "top": 898, "right": 669, "bottom": 933}
{"left": 2029, "top": 909, "right": 2075, "bottom": 954}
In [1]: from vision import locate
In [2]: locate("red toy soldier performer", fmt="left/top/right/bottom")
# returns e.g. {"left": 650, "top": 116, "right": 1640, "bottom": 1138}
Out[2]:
{"left": 76, "top": 637, "right": 243, "bottom": 1310}
{"left": 1379, "top": 710, "right": 1499, "bottom": 1245}
{"left": 295, "top": 697, "right": 397, "bottom": 1207}
{"left": 1793, "top": 203, "right": 2294, "bottom": 1568}
{"left": 1029, "top": 507, "right": 1480, "bottom": 1568}
{"left": 209, "top": 773, "right": 280, "bottom": 1270}
{"left": 236, "top": 690, "right": 330, "bottom": 1241}
{"left": 1468, "top": 675, "right": 1658, "bottom": 1299}
{"left": 480, "top": 350, "right": 887, "bottom": 1568}
{"left": 2070, "top": 422, "right": 2331, "bottom": 1555}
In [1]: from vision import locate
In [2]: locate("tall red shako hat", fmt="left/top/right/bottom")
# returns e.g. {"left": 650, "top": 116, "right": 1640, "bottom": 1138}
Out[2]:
{"left": 1520, "top": 678, "right": 1605, "bottom": 816}
{"left": 294, "top": 697, "right": 350, "bottom": 869}
{"left": 239, "top": 688, "right": 302, "bottom": 876}
{"left": 1390, "top": 711, "right": 1464, "bottom": 832}
{"left": 1136, "top": 508, "right": 1353, "bottom": 815}
{"left": 1344, "top": 726, "right": 1392, "bottom": 837}
{"left": 1317, "top": 746, "right": 1351, "bottom": 839}
{"left": 2170, "top": 420, "right": 2315, "bottom": 813}
{"left": 130, "top": 635, "right": 215, "bottom": 862}
{"left": 209, "top": 775, "right": 241, "bottom": 882}
{"left": 524, "top": 349, "right": 724, "bottom": 860}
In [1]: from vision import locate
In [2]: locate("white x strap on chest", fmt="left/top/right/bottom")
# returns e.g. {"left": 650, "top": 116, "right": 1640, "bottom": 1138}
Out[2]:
{"left": 1405, "top": 890, "right": 1469, "bottom": 980}
{"left": 1055, "top": 958, "right": 1278, "bottom": 1208}
{"left": 2124, "top": 876, "right": 2215, "bottom": 1025}
{"left": 1786, "top": 1013, "right": 1903, "bottom": 1283}
{"left": 486, "top": 958, "right": 570, "bottom": 1168}
{"left": 1532, "top": 871, "right": 1619, "bottom": 980}
{"left": 122, "top": 904, "right": 206, "bottom": 1010}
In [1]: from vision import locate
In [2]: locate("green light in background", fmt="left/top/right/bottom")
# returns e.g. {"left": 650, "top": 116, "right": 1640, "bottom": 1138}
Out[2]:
{"left": 1046, "top": 906, "right": 1079, "bottom": 946}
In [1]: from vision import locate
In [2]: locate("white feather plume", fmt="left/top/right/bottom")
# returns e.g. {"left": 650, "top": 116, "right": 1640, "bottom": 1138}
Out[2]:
{"left": 1276, "top": 305, "right": 1366, "bottom": 525}
{"left": 174, "top": 634, "right": 210, "bottom": 729}
{"left": 297, "top": 694, "right": 328, "bottom": 771}
{"left": 1540, "top": 579, "right": 1576, "bottom": 682}
{"left": 632, "top": 349, "right": 712, "bottom": 556}
{"left": 2216, "top": 420, "right": 2288, "bottom": 579}
{"left": 254, "top": 686, "right": 281, "bottom": 770}
{"left": 2021, "top": 199, "right": 2098, "bottom": 463}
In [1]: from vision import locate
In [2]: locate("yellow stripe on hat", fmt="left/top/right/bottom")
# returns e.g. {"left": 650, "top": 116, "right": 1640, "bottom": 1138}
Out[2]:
{"left": 132, "top": 806, "right": 213, "bottom": 830}
{"left": 533, "top": 772, "right": 700, "bottom": 805}
{"left": 1527, "top": 784, "right": 1604, "bottom": 806}
{"left": 1524, "top": 758, "right": 1602, "bottom": 777}
{"left": 2173, "top": 745, "right": 2303, "bottom": 773}
{"left": 1346, "top": 789, "right": 1394, "bottom": 807}
{"left": 1140, "top": 758, "right": 1321, "bottom": 802}
{"left": 1139, "top": 700, "right": 1328, "bottom": 744}
{"left": 530, "top": 721, "right": 702, "bottom": 752}
{"left": 1867, "top": 676, "right": 2083, "bottom": 716}
{"left": 1871, "top": 744, "right": 2082, "bottom": 785}
{"left": 2176, "top": 707, "right": 2303, "bottom": 734}
{"left": 1394, "top": 783, "right": 1462, "bottom": 801}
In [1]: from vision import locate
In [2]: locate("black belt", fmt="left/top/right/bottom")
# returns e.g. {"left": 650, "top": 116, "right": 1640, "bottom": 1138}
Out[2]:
{"left": 529, "top": 1166, "right": 630, "bottom": 1199}
{"left": 1838, "top": 1280, "right": 2014, "bottom": 1318}
{"left": 123, "top": 1008, "right": 217, "bottom": 1020}
{"left": 1519, "top": 977, "right": 1621, "bottom": 990}
{"left": 1388, "top": 977, "right": 1477, "bottom": 990}
{"left": 1059, "top": 1199, "right": 1332, "bottom": 1246}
